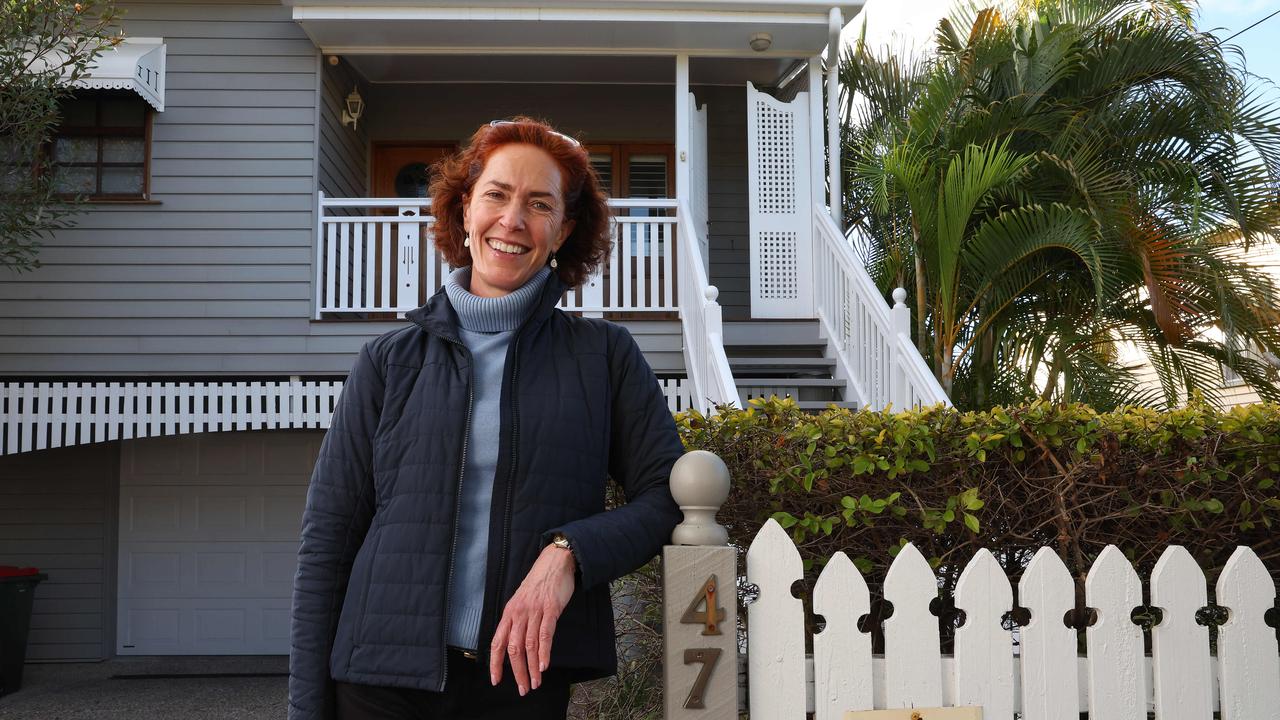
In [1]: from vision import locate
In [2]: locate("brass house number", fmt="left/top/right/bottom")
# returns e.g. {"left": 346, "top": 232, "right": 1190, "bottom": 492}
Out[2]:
{"left": 680, "top": 574, "right": 726, "bottom": 709}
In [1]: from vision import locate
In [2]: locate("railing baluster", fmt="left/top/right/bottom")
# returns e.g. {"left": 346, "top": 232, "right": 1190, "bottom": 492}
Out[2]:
{"left": 364, "top": 222, "right": 375, "bottom": 310}
{"left": 325, "top": 221, "right": 337, "bottom": 313}
{"left": 352, "top": 221, "right": 364, "bottom": 312}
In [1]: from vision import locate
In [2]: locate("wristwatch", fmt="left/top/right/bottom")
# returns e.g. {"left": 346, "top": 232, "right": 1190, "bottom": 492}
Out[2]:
{"left": 550, "top": 532, "right": 572, "bottom": 551}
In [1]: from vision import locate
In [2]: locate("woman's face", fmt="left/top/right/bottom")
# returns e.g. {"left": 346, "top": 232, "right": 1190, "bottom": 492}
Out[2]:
{"left": 462, "top": 143, "right": 575, "bottom": 298}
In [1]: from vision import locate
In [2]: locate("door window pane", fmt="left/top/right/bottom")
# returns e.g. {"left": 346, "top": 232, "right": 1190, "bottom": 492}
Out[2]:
{"left": 394, "top": 162, "right": 432, "bottom": 198}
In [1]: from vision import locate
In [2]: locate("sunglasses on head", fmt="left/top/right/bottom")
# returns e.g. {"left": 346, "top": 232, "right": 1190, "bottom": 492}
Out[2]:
{"left": 488, "top": 120, "right": 582, "bottom": 148}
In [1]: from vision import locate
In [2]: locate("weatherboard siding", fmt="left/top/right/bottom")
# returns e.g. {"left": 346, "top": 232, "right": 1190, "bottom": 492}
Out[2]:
{"left": 0, "top": 0, "right": 338, "bottom": 374}
{"left": 318, "top": 57, "right": 369, "bottom": 202}
{"left": 0, "top": 0, "right": 687, "bottom": 377}
{"left": 698, "top": 85, "right": 751, "bottom": 320}
{"left": 0, "top": 443, "right": 118, "bottom": 661}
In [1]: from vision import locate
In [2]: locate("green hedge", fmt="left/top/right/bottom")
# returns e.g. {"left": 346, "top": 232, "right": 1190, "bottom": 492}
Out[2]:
{"left": 677, "top": 398, "right": 1280, "bottom": 590}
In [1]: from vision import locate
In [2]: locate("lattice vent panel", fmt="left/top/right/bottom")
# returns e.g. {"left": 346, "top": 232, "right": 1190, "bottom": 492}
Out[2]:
{"left": 758, "top": 231, "right": 799, "bottom": 299}
{"left": 753, "top": 100, "right": 797, "bottom": 214}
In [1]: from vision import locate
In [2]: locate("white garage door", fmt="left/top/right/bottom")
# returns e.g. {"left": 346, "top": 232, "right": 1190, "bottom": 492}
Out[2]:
{"left": 117, "top": 431, "right": 319, "bottom": 655}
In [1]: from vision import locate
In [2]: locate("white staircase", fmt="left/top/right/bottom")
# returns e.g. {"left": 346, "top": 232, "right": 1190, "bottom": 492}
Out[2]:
{"left": 724, "top": 320, "right": 857, "bottom": 411}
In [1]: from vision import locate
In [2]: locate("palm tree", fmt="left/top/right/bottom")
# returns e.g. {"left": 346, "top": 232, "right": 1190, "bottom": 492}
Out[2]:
{"left": 842, "top": 0, "right": 1280, "bottom": 410}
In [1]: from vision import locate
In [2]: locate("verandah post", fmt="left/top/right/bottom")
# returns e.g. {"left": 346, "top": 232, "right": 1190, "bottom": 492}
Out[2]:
{"left": 663, "top": 451, "right": 736, "bottom": 719}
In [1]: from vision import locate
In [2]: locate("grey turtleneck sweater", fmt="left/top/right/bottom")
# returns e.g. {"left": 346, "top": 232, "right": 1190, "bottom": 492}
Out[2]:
{"left": 442, "top": 265, "right": 551, "bottom": 651}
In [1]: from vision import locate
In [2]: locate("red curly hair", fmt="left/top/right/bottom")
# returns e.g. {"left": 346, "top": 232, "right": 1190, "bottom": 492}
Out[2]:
{"left": 429, "top": 117, "right": 612, "bottom": 289}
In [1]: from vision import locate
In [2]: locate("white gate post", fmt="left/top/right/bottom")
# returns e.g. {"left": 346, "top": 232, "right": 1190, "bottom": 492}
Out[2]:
{"left": 663, "top": 451, "right": 737, "bottom": 719}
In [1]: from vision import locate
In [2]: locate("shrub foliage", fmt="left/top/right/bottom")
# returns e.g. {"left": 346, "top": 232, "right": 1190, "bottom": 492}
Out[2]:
{"left": 678, "top": 398, "right": 1280, "bottom": 591}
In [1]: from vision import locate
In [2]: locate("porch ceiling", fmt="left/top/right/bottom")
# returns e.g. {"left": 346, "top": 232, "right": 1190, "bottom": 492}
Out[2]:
{"left": 287, "top": 2, "right": 864, "bottom": 57}
{"left": 347, "top": 54, "right": 799, "bottom": 87}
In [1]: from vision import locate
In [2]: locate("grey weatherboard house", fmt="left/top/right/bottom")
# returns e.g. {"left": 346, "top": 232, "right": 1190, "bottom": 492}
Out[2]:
{"left": 0, "top": 0, "right": 949, "bottom": 664}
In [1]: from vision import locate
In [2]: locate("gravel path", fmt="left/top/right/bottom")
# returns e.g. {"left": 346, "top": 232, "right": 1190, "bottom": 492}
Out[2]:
{"left": 0, "top": 656, "right": 288, "bottom": 720}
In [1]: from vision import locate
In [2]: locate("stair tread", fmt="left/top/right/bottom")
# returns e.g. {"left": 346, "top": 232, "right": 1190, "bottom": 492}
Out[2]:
{"left": 736, "top": 377, "right": 846, "bottom": 387}
{"left": 729, "top": 357, "right": 836, "bottom": 366}
{"left": 723, "top": 339, "right": 828, "bottom": 348}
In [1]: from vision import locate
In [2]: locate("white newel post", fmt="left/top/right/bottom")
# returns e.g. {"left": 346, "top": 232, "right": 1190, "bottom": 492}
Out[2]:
{"left": 663, "top": 451, "right": 736, "bottom": 719}
{"left": 890, "top": 288, "right": 910, "bottom": 409}
{"left": 396, "top": 205, "right": 421, "bottom": 314}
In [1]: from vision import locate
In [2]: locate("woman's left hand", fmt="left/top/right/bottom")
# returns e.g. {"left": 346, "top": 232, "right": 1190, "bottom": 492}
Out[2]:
{"left": 489, "top": 543, "right": 576, "bottom": 695}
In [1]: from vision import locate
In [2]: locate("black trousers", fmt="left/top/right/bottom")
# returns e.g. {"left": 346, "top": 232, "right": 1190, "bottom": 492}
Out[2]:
{"left": 334, "top": 649, "right": 572, "bottom": 720}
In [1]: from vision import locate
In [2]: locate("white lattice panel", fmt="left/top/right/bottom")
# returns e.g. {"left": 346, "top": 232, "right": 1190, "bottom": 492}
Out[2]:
{"left": 746, "top": 83, "right": 813, "bottom": 318}
{"left": 757, "top": 231, "right": 799, "bottom": 299}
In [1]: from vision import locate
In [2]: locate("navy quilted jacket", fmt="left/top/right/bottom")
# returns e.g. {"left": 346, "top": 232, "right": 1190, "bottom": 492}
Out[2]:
{"left": 287, "top": 276, "right": 684, "bottom": 719}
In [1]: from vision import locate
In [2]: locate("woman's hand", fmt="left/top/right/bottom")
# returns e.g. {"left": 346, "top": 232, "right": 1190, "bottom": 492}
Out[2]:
{"left": 488, "top": 543, "right": 576, "bottom": 695}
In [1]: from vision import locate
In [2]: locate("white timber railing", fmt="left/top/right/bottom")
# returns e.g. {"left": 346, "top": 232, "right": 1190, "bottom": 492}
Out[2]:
{"left": 0, "top": 377, "right": 694, "bottom": 455}
{"left": 315, "top": 194, "right": 679, "bottom": 318}
{"left": 813, "top": 206, "right": 950, "bottom": 410}
{"left": 665, "top": 485, "right": 1280, "bottom": 720}
{"left": 676, "top": 201, "right": 738, "bottom": 414}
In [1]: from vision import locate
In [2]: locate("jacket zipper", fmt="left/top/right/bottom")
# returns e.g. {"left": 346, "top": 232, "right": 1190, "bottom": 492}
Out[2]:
{"left": 440, "top": 338, "right": 473, "bottom": 693}
{"left": 489, "top": 332, "right": 521, "bottom": 634}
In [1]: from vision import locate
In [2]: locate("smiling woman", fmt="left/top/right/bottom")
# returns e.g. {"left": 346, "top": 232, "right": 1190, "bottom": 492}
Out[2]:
{"left": 429, "top": 117, "right": 614, "bottom": 290}
{"left": 288, "top": 118, "right": 684, "bottom": 720}
{"left": 461, "top": 145, "right": 575, "bottom": 297}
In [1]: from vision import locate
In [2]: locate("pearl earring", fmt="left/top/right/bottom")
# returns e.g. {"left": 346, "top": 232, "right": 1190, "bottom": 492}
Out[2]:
{"left": 549, "top": 252, "right": 558, "bottom": 269}
{"left": 463, "top": 233, "right": 470, "bottom": 248}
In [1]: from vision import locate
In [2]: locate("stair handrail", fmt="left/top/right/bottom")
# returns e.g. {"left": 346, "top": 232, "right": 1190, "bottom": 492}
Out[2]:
{"left": 812, "top": 206, "right": 951, "bottom": 410}
{"left": 676, "top": 200, "right": 738, "bottom": 414}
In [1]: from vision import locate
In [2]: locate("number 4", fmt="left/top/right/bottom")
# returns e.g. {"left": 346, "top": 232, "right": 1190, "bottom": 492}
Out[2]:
{"left": 680, "top": 574, "right": 725, "bottom": 635}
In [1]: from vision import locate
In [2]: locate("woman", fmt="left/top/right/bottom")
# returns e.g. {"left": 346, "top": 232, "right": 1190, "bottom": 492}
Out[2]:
{"left": 288, "top": 118, "right": 684, "bottom": 720}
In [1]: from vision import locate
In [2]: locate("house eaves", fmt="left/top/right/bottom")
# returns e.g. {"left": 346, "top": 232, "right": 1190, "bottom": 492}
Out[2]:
{"left": 283, "top": 1, "right": 864, "bottom": 57}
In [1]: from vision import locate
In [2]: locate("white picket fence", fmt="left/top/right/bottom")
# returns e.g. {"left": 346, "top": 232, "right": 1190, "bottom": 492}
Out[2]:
{"left": 746, "top": 518, "right": 1280, "bottom": 719}
{"left": 315, "top": 195, "right": 679, "bottom": 317}
{"left": 813, "top": 208, "right": 950, "bottom": 410}
{"left": 0, "top": 377, "right": 693, "bottom": 455}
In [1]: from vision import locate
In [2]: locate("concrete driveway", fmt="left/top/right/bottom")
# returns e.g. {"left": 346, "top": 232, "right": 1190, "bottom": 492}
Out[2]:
{"left": 0, "top": 656, "right": 288, "bottom": 720}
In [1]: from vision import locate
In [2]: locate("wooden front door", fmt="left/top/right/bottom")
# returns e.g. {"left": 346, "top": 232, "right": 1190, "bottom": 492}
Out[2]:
{"left": 371, "top": 143, "right": 454, "bottom": 199}
{"left": 370, "top": 144, "right": 455, "bottom": 310}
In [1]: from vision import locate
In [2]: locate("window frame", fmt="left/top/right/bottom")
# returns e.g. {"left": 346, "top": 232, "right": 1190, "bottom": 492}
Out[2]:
{"left": 45, "top": 91, "right": 154, "bottom": 203}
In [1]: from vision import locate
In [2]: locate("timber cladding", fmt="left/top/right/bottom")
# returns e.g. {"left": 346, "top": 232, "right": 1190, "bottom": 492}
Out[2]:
{"left": 0, "top": 442, "right": 120, "bottom": 662}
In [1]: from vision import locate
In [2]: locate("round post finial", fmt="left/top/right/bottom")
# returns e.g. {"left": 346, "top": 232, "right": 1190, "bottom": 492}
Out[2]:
{"left": 892, "top": 287, "right": 908, "bottom": 306}
{"left": 669, "top": 450, "right": 730, "bottom": 546}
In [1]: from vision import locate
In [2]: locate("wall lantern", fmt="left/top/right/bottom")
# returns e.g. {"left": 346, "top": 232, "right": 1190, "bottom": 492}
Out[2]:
{"left": 342, "top": 88, "right": 364, "bottom": 130}
{"left": 749, "top": 32, "right": 772, "bottom": 52}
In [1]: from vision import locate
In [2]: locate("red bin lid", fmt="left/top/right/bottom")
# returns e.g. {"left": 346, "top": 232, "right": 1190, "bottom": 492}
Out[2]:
{"left": 0, "top": 566, "right": 40, "bottom": 577}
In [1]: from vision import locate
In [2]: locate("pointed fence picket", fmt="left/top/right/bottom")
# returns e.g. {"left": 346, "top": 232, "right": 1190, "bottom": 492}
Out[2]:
{"left": 746, "top": 519, "right": 807, "bottom": 720}
{"left": 1085, "top": 545, "right": 1146, "bottom": 720}
{"left": 1216, "top": 546, "right": 1280, "bottom": 720}
{"left": 953, "top": 548, "right": 1014, "bottom": 718}
{"left": 734, "top": 522, "right": 1278, "bottom": 719}
{"left": 1151, "top": 546, "right": 1215, "bottom": 720}
{"left": 882, "top": 543, "right": 942, "bottom": 708}
{"left": 813, "top": 552, "right": 872, "bottom": 720}
{"left": 1019, "top": 548, "right": 1080, "bottom": 720}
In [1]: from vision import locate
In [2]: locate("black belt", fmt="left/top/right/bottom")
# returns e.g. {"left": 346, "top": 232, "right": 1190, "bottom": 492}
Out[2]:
{"left": 448, "top": 646, "right": 479, "bottom": 661}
